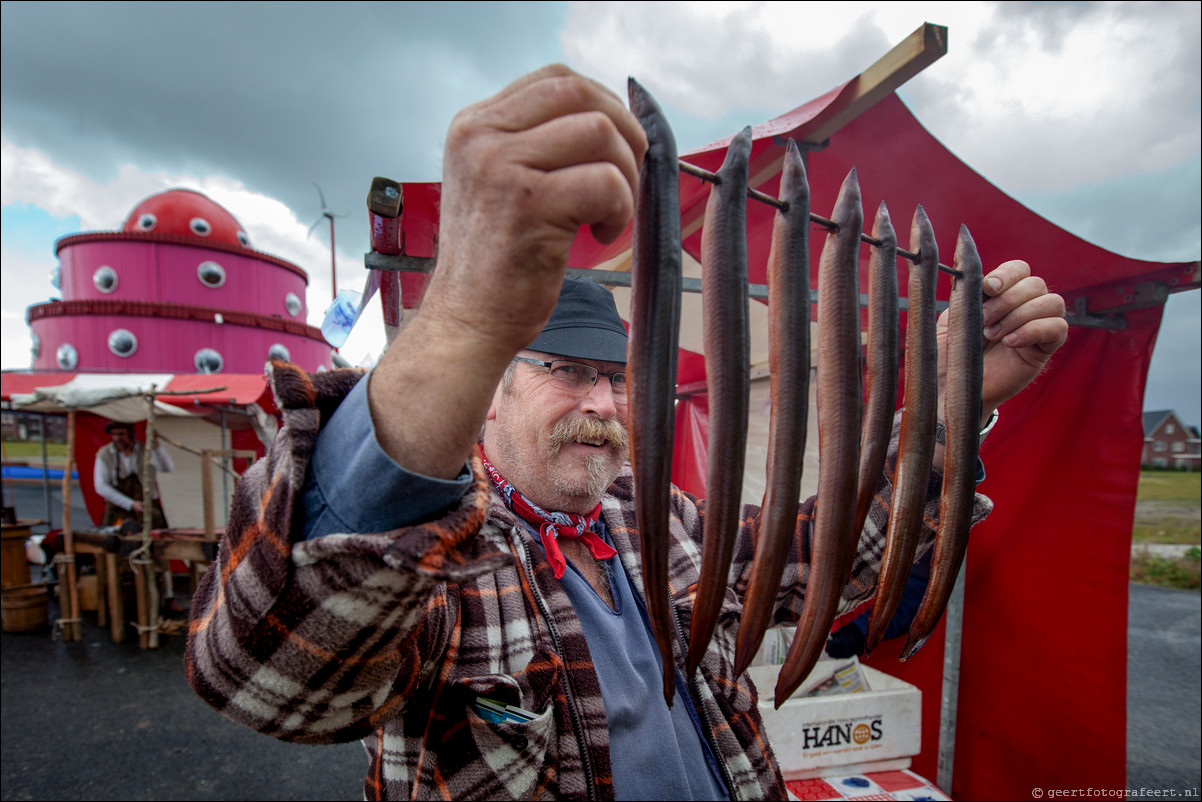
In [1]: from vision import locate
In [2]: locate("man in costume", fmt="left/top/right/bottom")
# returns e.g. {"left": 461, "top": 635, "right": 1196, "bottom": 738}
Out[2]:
{"left": 95, "top": 420, "right": 182, "bottom": 615}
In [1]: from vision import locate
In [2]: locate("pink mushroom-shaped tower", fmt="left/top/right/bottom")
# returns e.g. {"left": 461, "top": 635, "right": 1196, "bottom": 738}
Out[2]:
{"left": 27, "top": 189, "right": 333, "bottom": 375}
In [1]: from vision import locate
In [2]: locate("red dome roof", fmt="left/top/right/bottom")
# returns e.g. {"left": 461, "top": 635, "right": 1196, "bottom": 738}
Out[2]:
{"left": 121, "top": 188, "right": 250, "bottom": 248}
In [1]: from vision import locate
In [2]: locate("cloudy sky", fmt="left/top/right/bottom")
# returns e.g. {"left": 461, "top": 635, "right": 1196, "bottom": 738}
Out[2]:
{"left": 2, "top": 1, "right": 1199, "bottom": 424}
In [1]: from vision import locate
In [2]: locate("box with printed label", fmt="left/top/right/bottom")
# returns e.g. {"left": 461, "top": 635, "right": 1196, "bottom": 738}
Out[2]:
{"left": 747, "top": 660, "right": 922, "bottom": 779}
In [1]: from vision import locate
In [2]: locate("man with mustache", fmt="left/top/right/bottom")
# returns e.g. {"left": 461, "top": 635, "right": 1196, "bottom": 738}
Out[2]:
{"left": 186, "top": 65, "right": 1068, "bottom": 800}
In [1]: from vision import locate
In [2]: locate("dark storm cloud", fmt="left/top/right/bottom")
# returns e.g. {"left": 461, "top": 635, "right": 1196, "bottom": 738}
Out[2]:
{"left": 0, "top": 1, "right": 565, "bottom": 250}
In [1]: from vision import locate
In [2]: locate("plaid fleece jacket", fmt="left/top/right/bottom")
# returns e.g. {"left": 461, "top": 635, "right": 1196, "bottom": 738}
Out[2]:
{"left": 185, "top": 362, "right": 993, "bottom": 800}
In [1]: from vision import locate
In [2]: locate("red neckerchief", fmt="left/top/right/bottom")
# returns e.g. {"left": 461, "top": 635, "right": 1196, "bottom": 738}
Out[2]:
{"left": 480, "top": 449, "right": 616, "bottom": 579}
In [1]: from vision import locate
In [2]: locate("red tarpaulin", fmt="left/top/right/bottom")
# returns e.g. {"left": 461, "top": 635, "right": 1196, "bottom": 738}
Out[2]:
{"left": 389, "top": 84, "right": 1195, "bottom": 796}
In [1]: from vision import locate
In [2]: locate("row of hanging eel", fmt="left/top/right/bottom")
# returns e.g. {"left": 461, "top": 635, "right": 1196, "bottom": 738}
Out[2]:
{"left": 761, "top": 194, "right": 986, "bottom": 703}
{"left": 625, "top": 79, "right": 986, "bottom": 709}
{"left": 867, "top": 214, "right": 989, "bottom": 662}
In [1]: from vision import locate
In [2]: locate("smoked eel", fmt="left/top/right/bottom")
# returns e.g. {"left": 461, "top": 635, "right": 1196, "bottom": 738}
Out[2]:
{"left": 628, "top": 78, "right": 683, "bottom": 706}
{"left": 733, "top": 138, "right": 811, "bottom": 677}
{"left": 688, "top": 126, "right": 753, "bottom": 677}
{"left": 850, "top": 204, "right": 899, "bottom": 571}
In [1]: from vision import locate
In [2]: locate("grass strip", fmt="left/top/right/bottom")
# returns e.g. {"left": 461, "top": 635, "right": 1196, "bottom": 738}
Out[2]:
{"left": 1136, "top": 470, "right": 1202, "bottom": 502}
{"left": 1129, "top": 547, "right": 1201, "bottom": 591}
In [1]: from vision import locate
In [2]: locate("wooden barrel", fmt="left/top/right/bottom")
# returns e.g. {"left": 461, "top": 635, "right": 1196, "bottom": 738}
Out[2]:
{"left": 1, "top": 521, "right": 36, "bottom": 587}
{"left": 1, "top": 586, "right": 50, "bottom": 633}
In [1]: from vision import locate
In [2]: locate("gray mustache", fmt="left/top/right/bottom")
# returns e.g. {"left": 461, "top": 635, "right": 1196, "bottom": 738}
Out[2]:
{"left": 548, "top": 416, "right": 629, "bottom": 455}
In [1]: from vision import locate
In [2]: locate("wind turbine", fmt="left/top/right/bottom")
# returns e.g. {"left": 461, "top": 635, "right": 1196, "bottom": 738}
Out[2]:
{"left": 308, "top": 183, "right": 347, "bottom": 302}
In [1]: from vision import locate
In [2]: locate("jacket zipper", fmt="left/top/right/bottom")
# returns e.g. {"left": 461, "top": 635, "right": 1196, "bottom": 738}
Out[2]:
{"left": 667, "top": 585, "right": 740, "bottom": 801}
{"left": 513, "top": 531, "right": 598, "bottom": 801}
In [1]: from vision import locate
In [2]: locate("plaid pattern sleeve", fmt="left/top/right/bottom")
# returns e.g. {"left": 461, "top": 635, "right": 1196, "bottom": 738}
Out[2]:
{"left": 184, "top": 362, "right": 511, "bottom": 747}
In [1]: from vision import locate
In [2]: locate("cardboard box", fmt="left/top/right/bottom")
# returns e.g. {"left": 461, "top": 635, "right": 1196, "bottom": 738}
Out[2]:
{"left": 748, "top": 660, "right": 922, "bottom": 779}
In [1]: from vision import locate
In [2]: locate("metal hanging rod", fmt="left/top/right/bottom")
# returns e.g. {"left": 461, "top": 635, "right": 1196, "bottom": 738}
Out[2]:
{"left": 679, "top": 160, "right": 964, "bottom": 279}
{"left": 678, "top": 161, "right": 788, "bottom": 212}
{"left": 362, "top": 254, "right": 1120, "bottom": 329}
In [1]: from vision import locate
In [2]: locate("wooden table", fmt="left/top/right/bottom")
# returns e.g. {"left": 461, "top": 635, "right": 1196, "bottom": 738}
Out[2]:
{"left": 72, "top": 527, "right": 220, "bottom": 645}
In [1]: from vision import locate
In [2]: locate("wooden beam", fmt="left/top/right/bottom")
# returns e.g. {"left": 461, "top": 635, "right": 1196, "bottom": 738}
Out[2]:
{"left": 803, "top": 22, "right": 948, "bottom": 145}
{"left": 681, "top": 23, "right": 948, "bottom": 240}
{"left": 749, "top": 21, "right": 948, "bottom": 191}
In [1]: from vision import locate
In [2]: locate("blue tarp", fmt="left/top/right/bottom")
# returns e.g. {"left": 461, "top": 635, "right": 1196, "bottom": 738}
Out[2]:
{"left": 1, "top": 466, "right": 77, "bottom": 480}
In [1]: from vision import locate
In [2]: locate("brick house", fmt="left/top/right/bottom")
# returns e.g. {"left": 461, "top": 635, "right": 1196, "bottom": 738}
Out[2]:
{"left": 1142, "top": 410, "right": 1202, "bottom": 469}
{"left": 0, "top": 409, "right": 67, "bottom": 443}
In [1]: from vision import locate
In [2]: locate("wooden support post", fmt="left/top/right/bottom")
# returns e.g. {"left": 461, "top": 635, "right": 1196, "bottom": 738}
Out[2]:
{"left": 141, "top": 389, "right": 159, "bottom": 649}
{"left": 133, "top": 556, "right": 149, "bottom": 648}
{"left": 60, "top": 410, "right": 81, "bottom": 641}
{"left": 201, "top": 449, "right": 215, "bottom": 542}
{"left": 201, "top": 449, "right": 255, "bottom": 543}
{"left": 368, "top": 176, "right": 405, "bottom": 346}
{"left": 95, "top": 559, "right": 107, "bottom": 629}
{"left": 105, "top": 553, "right": 124, "bottom": 644}
{"left": 189, "top": 562, "right": 207, "bottom": 594}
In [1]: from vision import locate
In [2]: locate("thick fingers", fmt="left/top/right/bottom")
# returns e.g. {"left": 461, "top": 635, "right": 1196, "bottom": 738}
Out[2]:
{"left": 428, "top": 64, "right": 653, "bottom": 355}
{"left": 981, "top": 262, "right": 1067, "bottom": 355}
{"left": 983, "top": 274, "right": 1048, "bottom": 331}
{"left": 1002, "top": 310, "right": 1069, "bottom": 354}
{"left": 518, "top": 110, "right": 641, "bottom": 224}
{"left": 984, "top": 290, "right": 1065, "bottom": 345}
{"left": 983, "top": 259, "right": 1031, "bottom": 297}
{"left": 538, "top": 161, "right": 637, "bottom": 243}
{"left": 469, "top": 66, "right": 647, "bottom": 168}
{"left": 443, "top": 65, "right": 645, "bottom": 246}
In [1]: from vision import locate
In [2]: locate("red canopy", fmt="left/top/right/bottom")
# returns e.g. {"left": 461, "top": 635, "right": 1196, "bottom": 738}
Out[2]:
{"left": 0, "top": 372, "right": 274, "bottom": 409}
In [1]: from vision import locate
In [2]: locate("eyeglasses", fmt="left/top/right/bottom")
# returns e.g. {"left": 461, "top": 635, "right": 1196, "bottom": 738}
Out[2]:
{"left": 513, "top": 356, "right": 628, "bottom": 398}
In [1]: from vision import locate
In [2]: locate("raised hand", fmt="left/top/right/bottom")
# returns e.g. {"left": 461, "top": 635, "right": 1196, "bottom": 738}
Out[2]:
{"left": 938, "top": 259, "right": 1068, "bottom": 428}
{"left": 370, "top": 65, "right": 647, "bottom": 479}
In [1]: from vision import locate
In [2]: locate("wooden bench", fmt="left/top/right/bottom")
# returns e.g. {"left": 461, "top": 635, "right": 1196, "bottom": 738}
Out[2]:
{"left": 72, "top": 528, "right": 220, "bottom": 644}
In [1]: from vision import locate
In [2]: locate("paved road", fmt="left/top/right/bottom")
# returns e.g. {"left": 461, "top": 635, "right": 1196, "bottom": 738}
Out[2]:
{"left": 0, "top": 609, "right": 365, "bottom": 801}
{"left": 2, "top": 482, "right": 364, "bottom": 801}
{"left": 1127, "top": 583, "right": 1201, "bottom": 798}
{"left": 1, "top": 480, "right": 1199, "bottom": 800}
